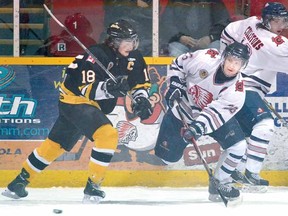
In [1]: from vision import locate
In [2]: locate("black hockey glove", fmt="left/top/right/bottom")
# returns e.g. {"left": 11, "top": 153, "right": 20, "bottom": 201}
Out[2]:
{"left": 104, "top": 76, "right": 130, "bottom": 98}
{"left": 132, "top": 96, "right": 153, "bottom": 120}
{"left": 181, "top": 121, "right": 205, "bottom": 143}
{"left": 165, "top": 76, "right": 187, "bottom": 109}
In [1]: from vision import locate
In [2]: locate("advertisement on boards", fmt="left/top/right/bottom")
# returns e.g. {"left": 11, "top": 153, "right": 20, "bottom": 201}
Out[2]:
{"left": 0, "top": 65, "right": 288, "bottom": 170}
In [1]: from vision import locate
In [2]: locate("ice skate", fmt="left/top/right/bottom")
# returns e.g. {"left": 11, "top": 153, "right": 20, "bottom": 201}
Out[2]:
{"left": 82, "top": 178, "right": 105, "bottom": 204}
{"left": 231, "top": 169, "right": 249, "bottom": 184}
{"left": 231, "top": 169, "right": 249, "bottom": 190}
{"left": 241, "top": 169, "right": 269, "bottom": 193}
{"left": 231, "top": 169, "right": 268, "bottom": 193}
{"left": 208, "top": 177, "right": 242, "bottom": 205}
{"left": 2, "top": 168, "right": 29, "bottom": 199}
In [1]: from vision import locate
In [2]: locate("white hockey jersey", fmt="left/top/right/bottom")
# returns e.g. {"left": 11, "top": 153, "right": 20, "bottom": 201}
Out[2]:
{"left": 168, "top": 49, "right": 245, "bottom": 134}
{"left": 221, "top": 16, "right": 288, "bottom": 97}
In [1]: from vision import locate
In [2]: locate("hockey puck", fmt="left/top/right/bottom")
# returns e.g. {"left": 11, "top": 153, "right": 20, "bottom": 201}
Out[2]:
{"left": 53, "top": 209, "right": 63, "bottom": 214}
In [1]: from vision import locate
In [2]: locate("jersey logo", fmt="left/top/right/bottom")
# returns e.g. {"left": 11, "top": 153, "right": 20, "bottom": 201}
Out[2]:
{"left": 205, "top": 49, "right": 219, "bottom": 58}
{"left": 128, "top": 58, "right": 136, "bottom": 62}
{"left": 199, "top": 69, "right": 208, "bottom": 79}
{"left": 235, "top": 80, "right": 244, "bottom": 92}
{"left": 127, "top": 58, "right": 136, "bottom": 71}
{"left": 224, "top": 104, "right": 238, "bottom": 114}
{"left": 272, "top": 35, "right": 284, "bottom": 47}
{"left": 86, "top": 55, "right": 96, "bottom": 64}
{"left": 188, "top": 85, "right": 213, "bottom": 109}
{"left": 257, "top": 107, "right": 264, "bottom": 113}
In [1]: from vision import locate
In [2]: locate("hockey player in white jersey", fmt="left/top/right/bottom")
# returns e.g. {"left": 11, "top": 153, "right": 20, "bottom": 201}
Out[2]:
{"left": 154, "top": 42, "right": 250, "bottom": 202}
{"left": 220, "top": 2, "right": 288, "bottom": 192}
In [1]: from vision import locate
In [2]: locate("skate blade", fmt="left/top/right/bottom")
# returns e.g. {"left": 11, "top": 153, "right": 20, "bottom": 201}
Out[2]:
{"left": 82, "top": 194, "right": 103, "bottom": 204}
{"left": 208, "top": 194, "right": 223, "bottom": 202}
{"left": 240, "top": 185, "right": 268, "bottom": 193}
{"left": 226, "top": 195, "right": 243, "bottom": 207}
{"left": 1, "top": 189, "right": 21, "bottom": 199}
{"left": 208, "top": 194, "right": 243, "bottom": 207}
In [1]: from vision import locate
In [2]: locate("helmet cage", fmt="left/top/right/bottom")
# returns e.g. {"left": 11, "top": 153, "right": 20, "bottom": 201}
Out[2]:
{"left": 262, "top": 2, "right": 288, "bottom": 29}
{"left": 222, "top": 42, "right": 250, "bottom": 71}
{"left": 222, "top": 54, "right": 248, "bottom": 71}
{"left": 263, "top": 15, "right": 288, "bottom": 29}
{"left": 110, "top": 35, "right": 139, "bottom": 50}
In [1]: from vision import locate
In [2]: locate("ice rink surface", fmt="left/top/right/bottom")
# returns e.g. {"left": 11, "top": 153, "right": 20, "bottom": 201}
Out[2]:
{"left": 1, "top": 186, "right": 288, "bottom": 216}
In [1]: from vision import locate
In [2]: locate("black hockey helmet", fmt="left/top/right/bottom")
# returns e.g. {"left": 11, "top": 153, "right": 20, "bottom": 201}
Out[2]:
{"left": 106, "top": 19, "right": 139, "bottom": 50}
{"left": 222, "top": 42, "right": 250, "bottom": 69}
{"left": 262, "top": 2, "right": 288, "bottom": 28}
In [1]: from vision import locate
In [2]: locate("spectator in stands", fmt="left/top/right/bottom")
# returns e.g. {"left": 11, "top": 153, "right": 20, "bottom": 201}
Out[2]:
{"left": 100, "top": 0, "right": 152, "bottom": 56}
{"left": 0, "top": 0, "right": 12, "bottom": 6}
{"left": 160, "top": 0, "right": 231, "bottom": 57}
{"left": 36, "top": 13, "right": 96, "bottom": 56}
{"left": 100, "top": 0, "right": 168, "bottom": 56}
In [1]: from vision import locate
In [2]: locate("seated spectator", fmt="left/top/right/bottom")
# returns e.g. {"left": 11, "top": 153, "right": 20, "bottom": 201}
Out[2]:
{"left": 99, "top": 0, "right": 153, "bottom": 56}
{"left": 0, "top": 0, "right": 12, "bottom": 6}
{"left": 100, "top": 0, "right": 168, "bottom": 56}
{"left": 160, "top": 0, "right": 231, "bottom": 57}
{"left": 36, "top": 13, "right": 96, "bottom": 56}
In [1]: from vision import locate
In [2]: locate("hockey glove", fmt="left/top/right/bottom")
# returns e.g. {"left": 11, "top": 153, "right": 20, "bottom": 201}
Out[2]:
{"left": 132, "top": 96, "right": 153, "bottom": 120}
{"left": 104, "top": 76, "right": 130, "bottom": 98}
{"left": 181, "top": 121, "right": 205, "bottom": 143}
{"left": 165, "top": 76, "right": 187, "bottom": 109}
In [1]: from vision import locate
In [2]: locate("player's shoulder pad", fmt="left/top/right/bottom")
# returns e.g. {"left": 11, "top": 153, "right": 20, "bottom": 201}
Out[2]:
{"left": 85, "top": 44, "right": 110, "bottom": 64}
{"left": 129, "top": 49, "right": 145, "bottom": 59}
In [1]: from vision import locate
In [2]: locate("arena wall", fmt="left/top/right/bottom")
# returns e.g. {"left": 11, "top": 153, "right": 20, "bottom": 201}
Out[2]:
{"left": 0, "top": 57, "right": 288, "bottom": 187}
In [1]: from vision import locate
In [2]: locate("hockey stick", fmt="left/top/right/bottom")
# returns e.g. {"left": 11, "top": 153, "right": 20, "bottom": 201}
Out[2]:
{"left": 174, "top": 101, "right": 228, "bottom": 207}
{"left": 263, "top": 98, "right": 288, "bottom": 127}
{"left": 43, "top": 4, "right": 154, "bottom": 118}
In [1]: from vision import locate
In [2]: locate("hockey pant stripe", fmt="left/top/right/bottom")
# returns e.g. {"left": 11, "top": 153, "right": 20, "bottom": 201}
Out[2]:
{"left": 215, "top": 140, "right": 246, "bottom": 182}
{"left": 247, "top": 122, "right": 273, "bottom": 161}
{"left": 247, "top": 137, "right": 269, "bottom": 160}
{"left": 246, "top": 118, "right": 274, "bottom": 173}
{"left": 23, "top": 138, "right": 66, "bottom": 181}
{"left": 89, "top": 124, "right": 118, "bottom": 184}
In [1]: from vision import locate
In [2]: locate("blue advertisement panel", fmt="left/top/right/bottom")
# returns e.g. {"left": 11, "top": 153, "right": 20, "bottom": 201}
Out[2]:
{"left": 1, "top": 65, "right": 64, "bottom": 140}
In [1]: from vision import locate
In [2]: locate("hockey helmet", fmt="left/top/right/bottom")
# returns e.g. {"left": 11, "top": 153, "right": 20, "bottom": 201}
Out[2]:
{"left": 262, "top": 2, "right": 288, "bottom": 28}
{"left": 222, "top": 42, "right": 250, "bottom": 69}
{"left": 106, "top": 19, "right": 139, "bottom": 50}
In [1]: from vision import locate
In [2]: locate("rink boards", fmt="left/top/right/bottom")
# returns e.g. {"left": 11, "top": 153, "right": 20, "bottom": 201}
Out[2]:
{"left": 0, "top": 57, "right": 288, "bottom": 187}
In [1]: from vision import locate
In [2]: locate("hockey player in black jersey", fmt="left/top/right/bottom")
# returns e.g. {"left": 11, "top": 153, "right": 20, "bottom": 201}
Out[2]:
{"left": 2, "top": 19, "right": 152, "bottom": 203}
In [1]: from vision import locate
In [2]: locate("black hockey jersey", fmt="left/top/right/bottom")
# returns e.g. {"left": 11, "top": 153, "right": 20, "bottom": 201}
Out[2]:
{"left": 59, "top": 43, "right": 151, "bottom": 114}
